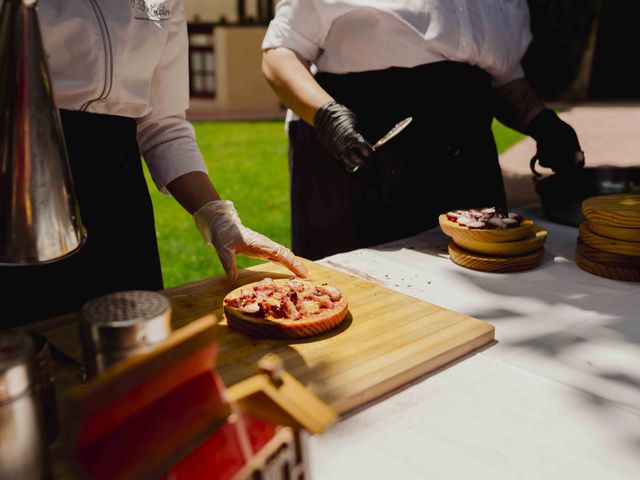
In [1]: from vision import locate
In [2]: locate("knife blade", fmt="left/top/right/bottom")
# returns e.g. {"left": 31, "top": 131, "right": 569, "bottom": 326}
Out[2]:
{"left": 372, "top": 116, "right": 413, "bottom": 150}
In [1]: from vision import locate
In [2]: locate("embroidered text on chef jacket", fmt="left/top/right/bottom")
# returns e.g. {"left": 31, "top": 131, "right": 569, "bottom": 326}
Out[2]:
{"left": 38, "top": 0, "right": 206, "bottom": 193}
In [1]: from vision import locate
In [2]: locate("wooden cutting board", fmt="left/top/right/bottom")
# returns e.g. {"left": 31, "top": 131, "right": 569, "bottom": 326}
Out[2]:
{"left": 28, "top": 261, "right": 494, "bottom": 416}
{"left": 174, "top": 262, "right": 494, "bottom": 413}
{"left": 582, "top": 194, "right": 640, "bottom": 228}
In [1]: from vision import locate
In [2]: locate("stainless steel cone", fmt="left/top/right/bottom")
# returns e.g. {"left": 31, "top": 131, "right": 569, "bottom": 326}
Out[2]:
{"left": 0, "top": 0, "right": 86, "bottom": 265}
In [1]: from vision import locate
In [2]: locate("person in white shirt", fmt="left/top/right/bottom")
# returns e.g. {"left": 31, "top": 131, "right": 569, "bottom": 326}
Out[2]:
{"left": 1, "top": 0, "right": 306, "bottom": 326}
{"left": 262, "top": 0, "right": 584, "bottom": 260}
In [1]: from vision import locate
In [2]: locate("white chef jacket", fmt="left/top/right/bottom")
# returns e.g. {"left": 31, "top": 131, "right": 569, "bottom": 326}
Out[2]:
{"left": 263, "top": 0, "right": 532, "bottom": 88}
{"left": 37, "top": 0, "right": 206, "bottom": 193}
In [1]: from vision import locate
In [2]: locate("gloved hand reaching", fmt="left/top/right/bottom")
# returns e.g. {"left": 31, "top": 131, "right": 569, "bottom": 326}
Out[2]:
{"left": 314, "top": 101, "right": 375, "bottom": 173}
{"left": 193, "top": 200, "right": 308, "bottom": 280}
{"left": 527, "top": 109, "right": 585, "bottom": 174}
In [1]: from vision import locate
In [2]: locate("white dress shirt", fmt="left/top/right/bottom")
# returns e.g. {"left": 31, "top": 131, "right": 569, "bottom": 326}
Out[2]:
{"left": 263, "top": 0, "right": 532, "bottom": 87}
{"left": 37, "top": 0, "right": 206, "bottom": 193}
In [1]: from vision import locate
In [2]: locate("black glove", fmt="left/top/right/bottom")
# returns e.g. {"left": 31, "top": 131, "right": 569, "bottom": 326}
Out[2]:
{"left": 314, "top": 101, "right": 375, "bottom": 173}
{"left": 527, "top": 108, "right": 585, "bottom": 174}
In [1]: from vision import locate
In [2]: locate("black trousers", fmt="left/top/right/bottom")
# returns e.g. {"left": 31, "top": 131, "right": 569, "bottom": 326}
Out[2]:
{"left": 289, "top": 61, "right": 507, "bottom": 260}
{"left": 1, "top": 110, "right": 163, "bottom": 327}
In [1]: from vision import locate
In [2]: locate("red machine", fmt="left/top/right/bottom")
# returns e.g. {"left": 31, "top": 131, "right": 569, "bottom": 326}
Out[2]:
{"left": 66, "top": 316, "right": 336, "bottom": 479}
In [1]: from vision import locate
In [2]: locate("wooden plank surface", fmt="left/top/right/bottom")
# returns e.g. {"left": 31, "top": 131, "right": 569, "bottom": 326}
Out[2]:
{"left": 30, "top": 260, "right": 494, "bottom": 415}
{"left": 168, "top": 261, "right": 494, "bottom": 413}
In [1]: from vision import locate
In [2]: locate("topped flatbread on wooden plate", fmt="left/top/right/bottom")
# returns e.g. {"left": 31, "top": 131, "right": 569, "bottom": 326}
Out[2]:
{"left": 223, "top": 278, "right": 349, "bottom": 339}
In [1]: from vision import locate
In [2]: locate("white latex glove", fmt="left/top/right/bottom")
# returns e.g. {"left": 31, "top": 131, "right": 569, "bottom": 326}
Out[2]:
{"left": 193, "top": 200, "right": 308, "bottom": 280}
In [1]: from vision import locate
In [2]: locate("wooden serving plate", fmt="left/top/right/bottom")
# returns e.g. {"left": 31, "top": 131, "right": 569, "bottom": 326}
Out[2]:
{"left": 579, "top": 223, "right": 640, "bottom": 257}
{"left": 454, "top": 224, "right": 547, "bottom": 256}
{"left": 223, "top": 279, "right": 349, "bottom": 340}
{"left": 576, "top": 251, "right": 640, "bottom": 282}
{"left": 588, "top": 221, "right": 640, "bottom": 242}
{"left": 577, "top": 238, "right": 640, "bottom": 268}
{"left": 582, "top": 193, "right": 640, "bottom": 228}
{"left": 448, "top": 242, "right": 545, "bottom": 273}
{"left": 439, "top": 214, "right": 534, "bottom": 244}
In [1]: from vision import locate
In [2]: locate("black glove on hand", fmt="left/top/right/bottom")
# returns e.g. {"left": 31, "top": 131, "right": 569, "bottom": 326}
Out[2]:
{"left": 527, "top": 108, "right": 584, "bottom": 174}
{"left": 314, "top": 101, "right": 375, "bottom": 173}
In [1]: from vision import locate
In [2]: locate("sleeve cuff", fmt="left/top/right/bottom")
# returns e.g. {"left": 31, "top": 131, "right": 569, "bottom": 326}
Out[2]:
{"left": 137, "top": 118, "right": 208, "bottom": 194}
{"left": 262, "top": 20, "right": 320, "bottom": 62}
{"left": 145, "top": 138, "right": 208, "bottom": 195}
{"left": 491, "top": 64, "right": 525, "bottom": 88}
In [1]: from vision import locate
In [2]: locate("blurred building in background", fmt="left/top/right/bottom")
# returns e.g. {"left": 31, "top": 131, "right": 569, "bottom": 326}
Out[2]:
{"left": 182, "top": 0, "right": 282, "bottom": 119}
{"left": 181, "top": 1, "right": 636, "bottom": 120}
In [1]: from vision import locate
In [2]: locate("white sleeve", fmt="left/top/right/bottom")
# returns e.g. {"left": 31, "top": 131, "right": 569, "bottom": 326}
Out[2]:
{"left": 261, "top": 0, "right": 325, "bottom": 62}
{"left": 491, "top": 63, "right": 526, "bottom": 88}
{"left": 136, "top": 3, "right": 207, "bottom": 195}
{"left": 490, "top": 1, "right": 531, "bottom": 87}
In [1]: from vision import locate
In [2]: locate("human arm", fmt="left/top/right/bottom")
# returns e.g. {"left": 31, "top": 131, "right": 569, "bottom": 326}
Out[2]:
{"left": 494, "top": 77, "right": 584, "bottom": 174}
{"left": 163, "top": 172, "right": 306, "bottom": 280}
{"left": 262, "top": 48, "right": 374, "bottom": 172}
{"left": 493, "top": 77, "right": 545, "bottom": 134}
{"left": 138, "top": 8, "right": 306, "bottom": 279}
{"left": 262, "top": 47, "right": 332, "bottom": 126}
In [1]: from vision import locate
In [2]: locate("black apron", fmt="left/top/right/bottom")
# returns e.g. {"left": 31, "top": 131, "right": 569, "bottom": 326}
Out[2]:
{"left": 289, "top": 61, "right": 507, "bottom": 260}
{"left": 1, "top": 110, "right": 163, "bottom": 327}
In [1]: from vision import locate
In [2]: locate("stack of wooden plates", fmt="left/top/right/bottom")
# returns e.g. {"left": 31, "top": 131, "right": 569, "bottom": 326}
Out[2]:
{"left": 577, "top": 194, "right": 640, "bottom": 282}
{"left": 439, "top": 214, "right": 547, "bottom": 273}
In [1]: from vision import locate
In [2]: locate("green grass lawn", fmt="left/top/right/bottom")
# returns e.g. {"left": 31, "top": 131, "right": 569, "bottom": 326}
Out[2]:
{"left": 145, "top": 120, "right": 524, "bottom": 288}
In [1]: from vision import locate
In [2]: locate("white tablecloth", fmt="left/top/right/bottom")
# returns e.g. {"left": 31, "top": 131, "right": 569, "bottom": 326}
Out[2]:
{"left": 309, "top": 213, "right": 640, "bottom": 479}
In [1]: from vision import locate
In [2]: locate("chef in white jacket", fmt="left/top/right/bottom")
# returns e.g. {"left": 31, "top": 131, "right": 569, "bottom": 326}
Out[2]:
{"left": 1, "top": 0, "right": 306, "bottom": 326}
{"left": 262, "top": 0, "right": 584, "bottom": 260}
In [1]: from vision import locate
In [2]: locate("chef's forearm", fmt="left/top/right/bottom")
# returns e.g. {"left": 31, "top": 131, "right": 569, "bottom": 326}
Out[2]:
{"left": 262, "top": 48, "right": 333, "bottom": 125}
{"left": 166, "top": 171, "right": 221, "bottom": 215}
{"left": 493, "top": 78, "right": 545, "bottom": 134}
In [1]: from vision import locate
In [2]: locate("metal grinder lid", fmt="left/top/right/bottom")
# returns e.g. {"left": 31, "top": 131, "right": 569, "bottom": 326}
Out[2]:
{"left": 81, "top": 291, "right": 172, "bottom": 352}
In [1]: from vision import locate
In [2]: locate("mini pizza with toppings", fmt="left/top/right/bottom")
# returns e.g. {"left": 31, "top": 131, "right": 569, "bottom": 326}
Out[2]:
{"left": 445, "top": 207, "right": 523, "bottom": 230}
{"left": 223, "top": 278, "right": 349, "bottom": 339}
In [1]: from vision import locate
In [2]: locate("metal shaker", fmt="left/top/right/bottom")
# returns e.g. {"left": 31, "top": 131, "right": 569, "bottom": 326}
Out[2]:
{"left": 0, "top": 331, "right": 48, "bottom": 480}
{"left": 80, "top": 291, "right": 172, "bottom": 376}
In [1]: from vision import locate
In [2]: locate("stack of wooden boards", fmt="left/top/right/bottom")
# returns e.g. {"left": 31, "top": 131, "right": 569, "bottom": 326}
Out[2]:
{"left": 577, "top": 194, "right": 640, "bottom": 282}
{"left": 439, "top": 214, "right": 548, "bottom": 273}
